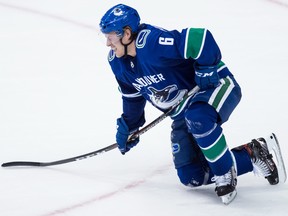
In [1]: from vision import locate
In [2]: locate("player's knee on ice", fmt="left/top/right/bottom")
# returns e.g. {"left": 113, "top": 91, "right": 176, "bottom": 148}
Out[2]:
{"left": 177, "top": 163, "right": 211, "bottom": 187}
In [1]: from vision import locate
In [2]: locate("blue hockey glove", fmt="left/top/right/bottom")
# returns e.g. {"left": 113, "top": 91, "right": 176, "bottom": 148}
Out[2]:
{"left": 116, "top": 117, "right": 139, "bottom": 155}
{"left": 194, "top": 65, "right": 220, "bottom": 90}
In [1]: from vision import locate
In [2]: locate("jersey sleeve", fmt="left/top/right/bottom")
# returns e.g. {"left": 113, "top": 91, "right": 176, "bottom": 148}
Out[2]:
{"left": 116, "top": 78, "right": 146, "bottom": 130}
{"left": 183, "top": 28, "right": 221, "bottom": 66}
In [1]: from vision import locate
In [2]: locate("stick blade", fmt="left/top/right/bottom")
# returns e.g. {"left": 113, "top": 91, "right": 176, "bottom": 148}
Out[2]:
{"left": 2, "top": 161, "right": 43, "bottom": 167}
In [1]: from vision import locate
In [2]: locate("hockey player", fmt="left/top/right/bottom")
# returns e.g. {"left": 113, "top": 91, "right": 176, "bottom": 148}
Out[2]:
{"left": 99, "top": 4, "right": 285, "bottom": 204}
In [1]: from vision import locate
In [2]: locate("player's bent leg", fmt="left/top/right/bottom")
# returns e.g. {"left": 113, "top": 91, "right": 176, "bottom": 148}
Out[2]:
{"left": 185, "top": 102, "right": 237, "bottom": 204}
{"left": 185, "top": 103, "right": 234, "bottom": 176}
{"left": 171, "top": 118, "right": 213, "bottom": 187}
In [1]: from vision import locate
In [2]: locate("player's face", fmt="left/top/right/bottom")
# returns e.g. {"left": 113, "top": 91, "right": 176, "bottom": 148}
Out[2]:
{"left": 104, "top": 32, "right": 125, "bottom": 58}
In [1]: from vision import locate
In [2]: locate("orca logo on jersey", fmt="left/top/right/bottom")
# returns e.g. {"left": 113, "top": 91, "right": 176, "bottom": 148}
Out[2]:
{"left": 147, "top": 85, "right": 187, "bottom": 110}
{"left": 136, "top": 29, "right": 151, "bottom": 48}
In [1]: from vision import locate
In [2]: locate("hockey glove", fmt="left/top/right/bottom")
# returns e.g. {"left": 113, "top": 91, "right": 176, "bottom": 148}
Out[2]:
{"left": 194, "top": 64, "right": 220, "bottom": 90}
{"left": 116, "top": 116, "right": 139, "bottom": 155}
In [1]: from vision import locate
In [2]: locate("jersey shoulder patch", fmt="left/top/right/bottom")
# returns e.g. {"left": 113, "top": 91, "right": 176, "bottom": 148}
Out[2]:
{"left": 108, "top": 49, "right": 115, "bottom": 62}
{"left": 136, "top": 29, "right": 151, "bottom": 49}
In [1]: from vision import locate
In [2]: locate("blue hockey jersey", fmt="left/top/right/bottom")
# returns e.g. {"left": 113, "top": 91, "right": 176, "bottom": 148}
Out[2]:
{"left": 107, "top": 24, "right": 232, "bottom": 130}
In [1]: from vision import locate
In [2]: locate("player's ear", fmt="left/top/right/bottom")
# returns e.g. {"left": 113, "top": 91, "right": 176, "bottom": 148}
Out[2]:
{"left": 123, "top": 27, "right": 133, "bottom": 41}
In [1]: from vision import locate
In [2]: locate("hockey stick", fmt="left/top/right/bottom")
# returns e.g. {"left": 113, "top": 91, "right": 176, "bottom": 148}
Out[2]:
{"left": 1, "top": 86, "right": 199, "bottom": 167}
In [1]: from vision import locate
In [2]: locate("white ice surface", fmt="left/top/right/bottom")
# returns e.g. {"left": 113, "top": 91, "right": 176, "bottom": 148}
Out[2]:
{"left": 0, "top": 0, "right": 288, "bottom": 216}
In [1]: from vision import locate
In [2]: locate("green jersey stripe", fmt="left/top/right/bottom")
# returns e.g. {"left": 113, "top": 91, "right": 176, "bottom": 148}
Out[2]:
{"left": 201, "top": 134, "right": 228, "bottom": 162}
{"left": 184, "top": 28, "right": 206, "bottom": 59}
{"left": 212, "top": 78, "right": 231, "bottom": 108}
{"left": 208, "top": 76, "right": 235, "bottom": 112}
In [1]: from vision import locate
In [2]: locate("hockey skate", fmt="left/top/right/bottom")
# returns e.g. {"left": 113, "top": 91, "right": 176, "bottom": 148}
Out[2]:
{"left": 244, "top": 133, "right": 287, "bottom": 184}
{"left": 213, "top": 165, "right": 237, "bottom": 205}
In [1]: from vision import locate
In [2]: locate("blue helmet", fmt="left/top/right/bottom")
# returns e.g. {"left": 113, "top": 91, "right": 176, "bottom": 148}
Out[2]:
{"left": 99, "top": 4, "right": 140, "bottom": 36}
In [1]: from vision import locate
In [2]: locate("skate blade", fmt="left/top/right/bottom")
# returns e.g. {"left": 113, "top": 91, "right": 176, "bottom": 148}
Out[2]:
{"left": 266, "top": 133, "right": 287, "bottom": 183}
{"left": 220, "top": 190, "right": 237, "bottom": 205}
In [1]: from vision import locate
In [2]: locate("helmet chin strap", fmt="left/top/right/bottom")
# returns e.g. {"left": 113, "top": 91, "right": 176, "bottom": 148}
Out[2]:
{"left": 120, "top": 38, "right": 134, "bottom": 58}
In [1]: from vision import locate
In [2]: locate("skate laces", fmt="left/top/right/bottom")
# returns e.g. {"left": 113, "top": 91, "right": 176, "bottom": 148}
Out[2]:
{"left": 252, "top": 159, "right": 272, "bottom": 177}
{"left": 251, "top": 139, "right": 273, "bottom": 177}
{"left": 212, "top": 167, "right": 235, "bottom": 187}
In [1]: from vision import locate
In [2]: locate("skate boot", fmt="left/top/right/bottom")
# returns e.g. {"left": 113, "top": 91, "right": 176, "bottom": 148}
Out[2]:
{"left": 213, "top": 165, "right": 237, "bottom": 205}
{"left": 244, "top": 137, "right": 279, "bottom": 185}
